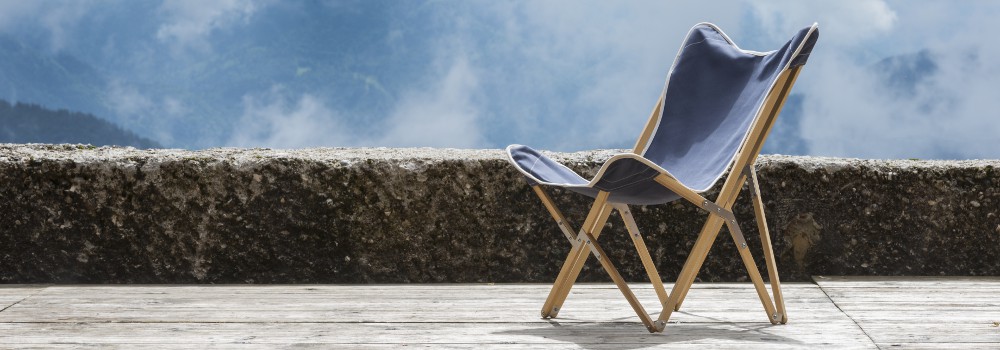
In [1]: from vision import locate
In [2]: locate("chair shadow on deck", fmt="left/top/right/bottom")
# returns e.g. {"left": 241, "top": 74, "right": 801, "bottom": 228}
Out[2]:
{"left": 494, "top": 313, "right": 802, "bottom": 350}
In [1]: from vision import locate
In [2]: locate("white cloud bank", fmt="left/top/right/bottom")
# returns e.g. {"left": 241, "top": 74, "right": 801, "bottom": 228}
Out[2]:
{"left": 0, "top": 0, "right": 100, "bottom": 52}
{"left": 450, "top": 1, "right": 746, "bottom": 151}
{"left": 749, "top": 0, "right": 1000, "bottom": 159}
{"left": 227, "top": 86, "right": 352, "bottom": 148}
{"left": 376, "top": 57, "right": 484, "bottom": 148}
{"left": 749, "top": 0, "right": 897, "bottom": 50}
{"left": 156, "top": 0, "right": 270, "bottom": 53}
{"left": 106, "top": 80, "right": 186, "bottom": 145}
{"left": 227, "top": 56, "right": 485, "bottom": 149}
{"left": 4, "top": 0, "right": 1000, "bottom": 159}
{"left": 226, "top": 0, "right": 1000, "bottom": 158}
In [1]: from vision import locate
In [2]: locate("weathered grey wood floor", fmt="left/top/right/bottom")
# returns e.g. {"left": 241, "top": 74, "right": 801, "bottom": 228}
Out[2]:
{"left": 0, "top": 277, "right": 997, "bottom": 349}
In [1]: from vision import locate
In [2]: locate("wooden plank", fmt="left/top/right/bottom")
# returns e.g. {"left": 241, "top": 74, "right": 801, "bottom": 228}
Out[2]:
{"left": 7, "top": 284, "right": 831, "bottom": 302}
{"left": 814, "top": 276, "right": 1000, "bottom": 348}
{"left": 0, "top": 285, "right": 49, "bottom": 294}
{"left": 0, "top": 284, "right": 847, "bottom": 324}
{"left": 814, "top": 276, "right": 1000, "bottom": 282}
{"left": 814, "top": 276, "right": 1000, "bottom": 287}
{"left": 2, "top": 298, "right": 838, "bottom": 309}
{"left": 0, "top": 344, "right": 876, "bottom": 350}
{"left": 5, "top": 284, "right": 831, "bottom": 301}
{"left": 858, "top": 323, "right": 1000, "bottom": 343}
{"left": 0, "top": 306, "right": 851, "bottom": 324}
{"left": 0, "top": 286, "right": 44, "bottom": 311}
{"left": 0, "top": 298, "right": 27, "bottom": 309}
{"left": 0, "top": 322, "right": 874, "bottom": 347}
{"left": 0, "top": 283, "right": 881, "bottom": 348}
{"left": 873, "top": 343, "right": 1000, "bottom": 350}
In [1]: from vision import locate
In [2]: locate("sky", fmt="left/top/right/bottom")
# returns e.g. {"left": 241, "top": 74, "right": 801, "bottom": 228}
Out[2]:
{"left": 0, "top": 0, "right": 998, "bottom": 160}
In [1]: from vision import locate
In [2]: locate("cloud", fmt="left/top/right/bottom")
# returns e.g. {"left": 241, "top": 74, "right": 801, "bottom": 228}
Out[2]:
{"left": 39, "top": 2, "right": 96, "bottom": 51}
{"left": 376, "top": 57, "right": 484, "bottom": 148}
{"left": 4, "top": 0, "right": 997, "bottom": 159}
{"left": 107, "top": 80, "right": 154, "bottom": 118}
{"left": 747, "top": 0, "right": 896, "bottom": 50}
{"left": 749, "top": 0, "right": 1000, "bottom": 159}
{"left": 227, "top": 57, "right": 486, "bottom": 150}
{"left": 0, "top": 1, "right": 39, "bottom": 28}
{"left": 106, "top": 80, "right": 186, "bottom": 145}
{"left": 156, "top": 0, "right": 270, "bottom": 53}
{"left": 436, "top": 0, "right": 996, "bottom": 159}
{"left": 799, "top": 48, "right": 1000, "bottom": 159}
{"left": 228, "top": 86, "right": 354, "bottom": 148}
{"left": 0, "top": 0, "right": 103, "bottom": 52}
{"left": 411, "top": 1, "right": 746, "bottom": 151}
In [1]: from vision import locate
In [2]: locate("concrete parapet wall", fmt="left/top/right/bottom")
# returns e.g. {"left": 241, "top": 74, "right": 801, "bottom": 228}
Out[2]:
{"left": 1, "top": 144, "right": 998, "bottom": 283}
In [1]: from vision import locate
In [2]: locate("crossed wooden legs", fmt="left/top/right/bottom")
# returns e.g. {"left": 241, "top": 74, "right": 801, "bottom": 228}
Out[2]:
{"left": 657, "top": 167, "right": 787, "bottom": 326}
{"left": 531, "top": 188, "right": 667, "bottom": 332}
{"left": 529, "top": 166, "right": 786, "bottom": 333}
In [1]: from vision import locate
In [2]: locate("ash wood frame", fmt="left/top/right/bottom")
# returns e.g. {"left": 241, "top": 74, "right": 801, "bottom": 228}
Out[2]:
{"left": 527, "top": 66, "right": 802, "bottom": 333}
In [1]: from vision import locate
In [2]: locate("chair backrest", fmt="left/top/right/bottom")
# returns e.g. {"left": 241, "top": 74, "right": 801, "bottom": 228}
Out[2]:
{"left": 636, "top": 23, "right": 818, "bottom": 192}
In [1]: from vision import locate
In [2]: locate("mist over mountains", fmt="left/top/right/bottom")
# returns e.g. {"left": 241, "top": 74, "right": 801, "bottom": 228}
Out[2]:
{"left": 0, "top": 1, "right": 995, "bottom": 159}
{"left": 0, "top": 1, "right": 813, "bottom": 153}
{"left": 1, "top": 1, "right": 426, "bottom": 149}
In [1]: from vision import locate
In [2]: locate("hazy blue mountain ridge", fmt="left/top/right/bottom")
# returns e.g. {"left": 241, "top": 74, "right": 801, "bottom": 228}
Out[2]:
{"left": 0, "top": 35, "right": 112, "bottom": 123}
{"left": 0, "top": 99, "right": 160, "bottom": 148}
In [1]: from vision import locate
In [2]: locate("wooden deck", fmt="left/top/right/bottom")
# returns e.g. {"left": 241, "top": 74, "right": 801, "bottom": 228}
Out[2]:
{"left": 0, "top": 277, "right": 997, "bottom": 349}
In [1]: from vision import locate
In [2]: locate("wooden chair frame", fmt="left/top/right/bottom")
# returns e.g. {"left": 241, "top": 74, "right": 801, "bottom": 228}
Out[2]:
{"left": 529, "top": 66, "right": 802, "bottom": 333}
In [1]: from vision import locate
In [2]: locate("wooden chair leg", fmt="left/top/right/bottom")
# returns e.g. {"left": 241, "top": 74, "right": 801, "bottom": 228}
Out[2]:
{"left": 538, "top": 191, "right": 612, "bottom": 318}
{"left": 661, "top": 170, "right": 783, "bottom": 325}
{"left": 546, "top": 200, "right": 613, "bottom": 317}
{"left": 658, "top": 215, "right": 724, "bottom": 322}
{"left": 531, "top": 171, "right": 785, "bottom": 329}
{"left": 579, "top": 228, "right": 660, "bottom": 332}
{"left": 726, "top": 218, "right": 779, "bottom": 323}
{"left": 531, "top": 186, "right": 579, "bottom": 244}
{"left": 532, "top": 187, "right": 581, "bottom": 318}
{"left": 748, "top": 166, "right": 787, "bottom": 323}
{"left": 614, "top": 204, "right": 669, "bottom": 306}
{"left": 530, "top": 191, "right": 667, "bottom": 332}
{"left": 667, "top": 173, "right": 749, "bottom": 311}
{"left": 651, "top": 174, "right": 742, "bottom": 313}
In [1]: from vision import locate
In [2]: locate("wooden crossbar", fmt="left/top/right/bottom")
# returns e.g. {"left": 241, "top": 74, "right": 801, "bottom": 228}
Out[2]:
{"left": 530, "top": 188, "right": 672, "bottom": 332}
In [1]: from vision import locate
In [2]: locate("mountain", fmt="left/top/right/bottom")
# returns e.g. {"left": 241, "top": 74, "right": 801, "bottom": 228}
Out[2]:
{"left": 0, "top": 35, "right": 112, "bottom": 122}
{"left": 0, "top": 2, "right": 435, "bottom": 148}
{"left": 874, "top": 49, "right": 938, "bottom": 98}
{"left": 0, "top": 100, "right": 160, "bottom": 148}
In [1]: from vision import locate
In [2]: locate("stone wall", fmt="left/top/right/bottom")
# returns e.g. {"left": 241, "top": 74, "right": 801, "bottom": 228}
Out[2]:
{"left": 1, "top": 144, "right": 998, "bottom": 283}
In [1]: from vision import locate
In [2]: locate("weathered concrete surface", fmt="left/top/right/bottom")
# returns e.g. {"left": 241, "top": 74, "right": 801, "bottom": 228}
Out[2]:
{"left": 1, "top": 144, "right": 998, "bottom": 283}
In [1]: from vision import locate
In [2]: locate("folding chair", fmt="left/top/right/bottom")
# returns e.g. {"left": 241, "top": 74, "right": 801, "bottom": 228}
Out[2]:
{"left": 505, "top": 22, "right": 819, "bottom": 333}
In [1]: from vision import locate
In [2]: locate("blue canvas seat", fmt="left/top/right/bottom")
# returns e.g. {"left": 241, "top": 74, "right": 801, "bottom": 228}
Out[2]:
{"left": 505, "top": 22, "right": 819, "bottom": 333}
{"left": 508, "top": 23, "right": 818, "bottom": 205}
